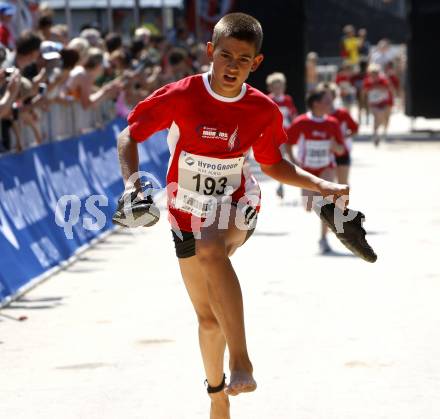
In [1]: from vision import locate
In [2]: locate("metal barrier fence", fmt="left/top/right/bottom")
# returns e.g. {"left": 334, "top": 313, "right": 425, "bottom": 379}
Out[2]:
{"left": 47, "top": 99, "right": 117, "bottom": 140}
{"left": 3, "top": 99, "right": 118, "bottom": 154}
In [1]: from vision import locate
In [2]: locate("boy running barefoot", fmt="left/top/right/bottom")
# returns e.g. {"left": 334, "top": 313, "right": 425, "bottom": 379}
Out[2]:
{"left": 117, "top": 13, "right": 349, "bottom": 419}
{"left": 266, "top": 72, "right": 298, "bottom": 127}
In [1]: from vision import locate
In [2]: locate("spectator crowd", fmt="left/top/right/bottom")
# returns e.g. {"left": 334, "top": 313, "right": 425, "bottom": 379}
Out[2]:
{"left": 0, "top": 6, "right": 407, "bottom": 156}
{"left": 0, "top": 2, "right": 210, "bottom": 154}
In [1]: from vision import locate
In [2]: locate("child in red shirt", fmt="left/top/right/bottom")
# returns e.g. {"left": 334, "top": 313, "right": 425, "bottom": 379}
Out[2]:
{"left": 286, "top": 90, "right": 347, "bottom": 254}
{"left": 362, "top": 63, "right": 393, "bottom": 146}
{"left": 335, "top": 63, "right": 355, "bottom": 110}
{"left": 351, "top": 58, "right": 369, "bottom": 124}
{"left": 266, "top": 71, "right": 297, "bottom": 126}
{"left": 266, "top": 71, "right": 298, "bottom": 200}
{"left": 118, "top": 13, "right": 349, "bottom": 418}
{"left": 319, "top": 82, "right": 358, "bottom": 186}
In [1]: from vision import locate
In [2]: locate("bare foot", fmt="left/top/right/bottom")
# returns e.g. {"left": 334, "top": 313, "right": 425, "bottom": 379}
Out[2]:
{"left": 224, "top": 371, "right": 257, "bottom": 396}
{"left": 210, "top": 392, "right": 230, "bottom": 419}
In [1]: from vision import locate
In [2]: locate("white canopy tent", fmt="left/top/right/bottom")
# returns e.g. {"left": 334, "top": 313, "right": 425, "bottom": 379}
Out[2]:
{"left": 47, "top": 0, "right": 182, "bottom": 7}
{"left": 45, "top": 0, "right": 183, "bottom": 36}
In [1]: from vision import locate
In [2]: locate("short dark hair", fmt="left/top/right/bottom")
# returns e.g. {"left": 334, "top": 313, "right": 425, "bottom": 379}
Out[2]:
{"left": 150, "top": 34, "right": 165, "bottom": 47}
{"left": 319, "top": 82, "right": 337, "bottom": 99}
{"left": 16, "top": 31, "right": 42, "bottom": 56}
{"left": 306, "top": 90, "right": 326, "bottom": 110}
{"left": 109, "top": 47, "right": 131, "bottom": 69}
{"left": 130, "top": 39, "right": 144, "bottom": 57}
{"left": 212, "top": 13, "right": 263, "bottom": 54}
{"left": 38, "top": 14, "right": 53, "bottom": 30}
{"left": 60, "top": 48, "right": 80, "bottom": 70}
{"left": 168, "top": 47, "right": 187, "bottom": 66}
{"left": 105, "top": 32, "right": 122, "bottom": 53}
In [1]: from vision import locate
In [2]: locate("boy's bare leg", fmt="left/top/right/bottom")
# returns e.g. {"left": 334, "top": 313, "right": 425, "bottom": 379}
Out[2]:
{"left": 372, "top": 110, "right": 380, "bottom": 145}
{"left": 313, "top": 168, "right": 335, "bottom": 251}
{"left": 382, "top": 106, "right": 391, "bottom": 141}
{"left": 321, "top": 220, "right": 328, "bottom": 239}
{"left": 196, "top": 206, "right": 257, "bottom": 396}
{"left": 179, "top": 256, "right": 230, "bottom": 419}
{"left": 336, "top": 165, "right": 349, "bottom": 186}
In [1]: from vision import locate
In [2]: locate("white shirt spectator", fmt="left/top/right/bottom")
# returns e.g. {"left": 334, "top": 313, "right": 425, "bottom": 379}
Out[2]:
{"left": 370, "top": 40, "right": 397, "bottom": 70}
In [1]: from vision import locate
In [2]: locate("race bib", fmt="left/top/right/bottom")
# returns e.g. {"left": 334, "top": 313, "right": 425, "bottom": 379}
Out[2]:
{"left": 339, "top": 81, "right": 353, "bottom": 95}
{"left": 304, "top": 140, "right": 331, "bottom": 169}
{"left": 174, "top": 151, "right": 244, "bottom": 218}
{"left": 368, "top": 88, "right": 389, "bottom": 105}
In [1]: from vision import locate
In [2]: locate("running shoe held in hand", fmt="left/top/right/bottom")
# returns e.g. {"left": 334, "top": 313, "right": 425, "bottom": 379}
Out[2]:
{"left": 112, "top": 181, "right": 160, "bottom": 228}
{"left": 314, "top": 199, "right": 377, "bottom": 263}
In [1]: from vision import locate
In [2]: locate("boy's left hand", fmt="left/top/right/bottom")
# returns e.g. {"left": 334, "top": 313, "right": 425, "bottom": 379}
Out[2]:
{"left": 317, "top": 180, "right": 350, "bottom": 209}
{"left": 330, "top": 139, "right": 346, "bottom": 156}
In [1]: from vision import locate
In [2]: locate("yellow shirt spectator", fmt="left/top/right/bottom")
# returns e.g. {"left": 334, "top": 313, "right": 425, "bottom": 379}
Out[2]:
{"left": 343, "top": 36, "right": 360, "bottom": 65}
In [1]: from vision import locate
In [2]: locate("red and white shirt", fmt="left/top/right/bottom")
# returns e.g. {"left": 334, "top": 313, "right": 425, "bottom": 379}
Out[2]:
{"left": 386, "top": 72, "right": 400, "bottom": 92}
{"left": 0, "top": 24, "right": 14, "bottom": 50}
{"left": 330, "top": 108, "right": 358, "bottom": 155}
{"left": 286, "top": 112, "right": 345, "bottom": 175}
{"left": 335, "top": 73, "right": 354, "bottom": 97}
{"left": 268, "top": 93, "right": 297, "bottom": 128}
{"left": 363, "top": 75, "right": 393, "bottom": 107}
{"left": 350, "top": 72, "right": 366, "bottom": 92}
{"left": 128, "top": 72, "right": 287, "bottom": 232}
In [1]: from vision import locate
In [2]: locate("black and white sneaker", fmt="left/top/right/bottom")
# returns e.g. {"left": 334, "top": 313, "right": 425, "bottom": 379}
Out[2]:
{"left": 314, "top": 200, "right": 377, "bottom": 263}
{"left": 112, "top": 181, "right": 160, "bottom": 228}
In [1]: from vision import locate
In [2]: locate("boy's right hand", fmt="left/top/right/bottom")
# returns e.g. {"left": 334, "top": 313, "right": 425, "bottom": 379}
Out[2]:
{"left": 112, "top": 181, "right": 160, "bottom": 228}
{"left": 7, "top": 70, "right": 20, "bottom": 98}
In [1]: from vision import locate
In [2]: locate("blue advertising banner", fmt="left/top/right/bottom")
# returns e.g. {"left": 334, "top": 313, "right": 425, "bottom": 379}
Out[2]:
{"left": 0, "top": 118, "right": 169, "bottom": 305}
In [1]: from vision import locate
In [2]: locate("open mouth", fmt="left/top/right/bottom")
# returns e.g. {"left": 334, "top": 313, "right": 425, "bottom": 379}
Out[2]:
{"left": 223, "top": 74, "right": 237, "bottom": 83}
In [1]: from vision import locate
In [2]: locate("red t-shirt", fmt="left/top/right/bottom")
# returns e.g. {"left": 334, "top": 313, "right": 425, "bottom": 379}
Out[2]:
{"left": 330, "top": 108, "right": 358, "bottom": 155}
{"left": 335, "top": 73, "right": 354, "bottom": 97}
{"left": 268, "top": 93, "right": 297, "bottom": 128}
{"left": 363, "top": 75, "right": 393, "bottom": 107}
{"left": 128, "top": 73, "right": 287, "bottom": 232}
{"left": 350, "top": 73, "right": 366, "bottom": 92}
{"left": 387, "top": 73, "right": 400, "bottom": 91}
{"left": 286, "top": 112, "right": 346, "bottom": 175}
{"left": 0, "top": 24, "right": 11, "bottom": 49}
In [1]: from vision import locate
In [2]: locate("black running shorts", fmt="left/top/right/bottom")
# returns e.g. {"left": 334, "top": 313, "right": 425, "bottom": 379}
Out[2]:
{"left": 335, "top": 153, "right": 351, "bottom": 166}
{"left": 171, "top": 228, "right": 255, "bottom": 259}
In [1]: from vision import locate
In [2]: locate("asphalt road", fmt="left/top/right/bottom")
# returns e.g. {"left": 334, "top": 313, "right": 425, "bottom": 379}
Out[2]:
{"left": 1, "top": 138, "right": 440, "bottom": 419}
